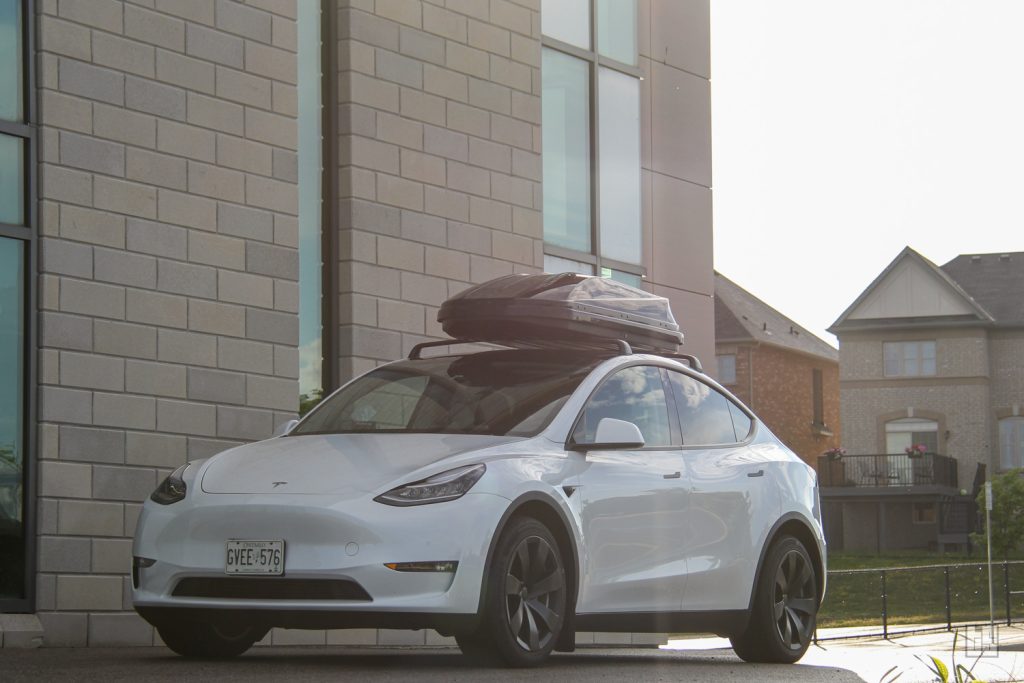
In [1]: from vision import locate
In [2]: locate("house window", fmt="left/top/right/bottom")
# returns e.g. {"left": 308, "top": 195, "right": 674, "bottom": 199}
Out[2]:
{"left": 912, "top": 503, "right": 937, "bottom": 524}
{"left": 885, "top": 418, "right": 938, "bottom": 454}
{"left": 0, "top": 0, "right": 33, "bottom": 611}
{"left": 297, "top": 1, "right": 323, "bottom": 415}
{"left": 541, "top": 0, "right": 643, "bottom": 284}
{"left": 716, "top": 354, "right": 736, "bottom": 385}
{"left": 999, "top": 417, "right": 1024, "bottom": 470}
{"left": 883, "top": 341, "right": 936, "bottom": 377}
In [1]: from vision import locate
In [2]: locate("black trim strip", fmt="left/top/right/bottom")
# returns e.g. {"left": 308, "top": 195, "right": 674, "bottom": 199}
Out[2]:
{"left": 574, "top": 609, "right": 749, "bottom": 636}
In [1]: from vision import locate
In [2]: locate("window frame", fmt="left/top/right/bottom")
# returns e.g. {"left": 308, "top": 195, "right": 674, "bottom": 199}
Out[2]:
{"left": 541, "top": 0, "right": 645, "bottom": 283}
{"left": 0, "top": 0, "right": 36, "bottom": 614}
{"left": 883, "top": 340, "right": 936, "bottom": 378}
{"left": 716, "top": 354, "right": 737, "bottom": 385}
{"left": 999, "top": 416, "right": 1024, "bottom": 471}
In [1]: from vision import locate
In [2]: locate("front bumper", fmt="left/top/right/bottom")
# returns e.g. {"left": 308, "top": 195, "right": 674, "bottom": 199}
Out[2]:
{"left": 132, "top": 490, "right": 509, "bottom": 630}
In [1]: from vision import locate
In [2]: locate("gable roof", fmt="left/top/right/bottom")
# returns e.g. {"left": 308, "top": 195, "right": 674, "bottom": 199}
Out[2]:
{"left": 829, "top": 246, "right": 994, "bottom": 333}
{"left": 714, "top": 272, "right": 838, "bottom": 361}
{"left": 941, "top": 252, "right": 1024, "bottom": 327}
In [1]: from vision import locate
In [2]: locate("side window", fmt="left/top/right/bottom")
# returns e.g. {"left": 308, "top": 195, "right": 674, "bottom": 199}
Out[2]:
{"left": 667, "top": 372, "right": 744, "bottom": 446}
{"left": 729, "top": 401, "right": 753, "bottom": 441}
{"left": 573, "top": 365, "right": 672, "bottom": 447}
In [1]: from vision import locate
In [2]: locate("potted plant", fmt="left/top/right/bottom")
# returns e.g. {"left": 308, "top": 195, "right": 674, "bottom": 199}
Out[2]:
{"left": 905, "top": 443, "right": 927, "bottom": 459}
{"left": 824, "top": 447, "right": 846, "bottom": 461}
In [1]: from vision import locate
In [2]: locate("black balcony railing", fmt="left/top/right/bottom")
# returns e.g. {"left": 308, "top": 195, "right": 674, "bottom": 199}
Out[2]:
{"left": 817, "top": 453, "right": 959, "bottom": 488}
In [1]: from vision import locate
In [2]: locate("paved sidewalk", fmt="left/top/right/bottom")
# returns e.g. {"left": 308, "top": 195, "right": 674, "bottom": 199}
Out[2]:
{"left": 666, "top": 623, "right": 1024, "bottom": 682}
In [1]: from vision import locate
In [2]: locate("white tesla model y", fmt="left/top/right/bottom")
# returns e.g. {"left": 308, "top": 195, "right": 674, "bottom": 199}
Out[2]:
{"left": 132, "top": 274, "right": 825, "bottom": 666}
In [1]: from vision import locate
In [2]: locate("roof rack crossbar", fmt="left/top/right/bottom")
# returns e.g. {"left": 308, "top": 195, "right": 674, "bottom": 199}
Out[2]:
{"left": 656, "top": 352, "right": 704, "bottom": 373}
{"left": 408, "top": 339, "right": 479, "bottom": 360}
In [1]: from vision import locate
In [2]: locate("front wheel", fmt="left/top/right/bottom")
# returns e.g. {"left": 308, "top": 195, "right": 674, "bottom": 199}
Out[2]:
{"left": 458, "top": 516, "right": 567, "bottom": 667}
{"left": 157, "top": 618, "right": 267, "bottom": 658}
{"left": 730, "top": 535, "right": 818, "bottom": 663}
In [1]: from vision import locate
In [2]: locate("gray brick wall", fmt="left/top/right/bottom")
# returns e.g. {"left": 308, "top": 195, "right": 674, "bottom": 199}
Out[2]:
{"left": 37, "top": 0, "right": 300, "bottom": 646}
{"left": 334, "top": 0, "right": 544, "bottom": 383}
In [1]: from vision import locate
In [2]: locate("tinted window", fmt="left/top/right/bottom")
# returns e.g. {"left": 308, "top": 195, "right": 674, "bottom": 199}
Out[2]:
{"left": 293, "top": 351, "right": 603, "bottom": 437}
{"left": 667, "top": 372, "right": 741, "bottom": 446}
{"left": 574, "top": 365, "right": 672, "bottom": 447}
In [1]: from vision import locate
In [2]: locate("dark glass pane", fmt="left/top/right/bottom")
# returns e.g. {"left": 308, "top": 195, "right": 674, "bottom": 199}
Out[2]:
{"left": 0, "top": 133, "right": 24, "bottom": 225}
{"left": 0, "top": 0, "right": 22, "bottom": 122}
{"left": 297, "top": 1, "right": 323, "bottom": 414}
{"left": 668, "top": 372, "right": 738, "bottom": 446}
{"left": 575, "top": 365, "right": 671, "bottom": 447}
{"left": 294, "top": 351, "right": 602, "bottom": 438}
{"left": 0, "top": 237, "right": 24, "bottom": 599}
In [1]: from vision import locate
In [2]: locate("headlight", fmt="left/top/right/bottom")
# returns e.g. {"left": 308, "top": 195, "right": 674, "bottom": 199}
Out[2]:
{"left": 151, "top": 463, "right": 190, "bottom": 505}
{"left": 374, "top": 464, "right": 486, "bottom": 507}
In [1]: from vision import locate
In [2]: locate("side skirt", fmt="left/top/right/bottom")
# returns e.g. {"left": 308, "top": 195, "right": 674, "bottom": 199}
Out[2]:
{"left": 574, "top": 610, "right": 750, "bottom": 637}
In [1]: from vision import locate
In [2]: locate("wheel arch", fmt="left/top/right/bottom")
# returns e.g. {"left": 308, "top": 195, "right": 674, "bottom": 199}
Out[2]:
{"left": 480, "top": 491, "right": 581, "bottom": 650}
{"left": 749, "top": 513, "right": 825, "bottom": 610}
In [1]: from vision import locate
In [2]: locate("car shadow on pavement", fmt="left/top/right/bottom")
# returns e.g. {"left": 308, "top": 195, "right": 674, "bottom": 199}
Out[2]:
{"left": 1, "top": 646, "right": 865, "bottom": 682}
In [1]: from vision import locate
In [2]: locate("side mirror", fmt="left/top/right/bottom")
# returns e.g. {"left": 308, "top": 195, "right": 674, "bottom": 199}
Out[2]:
{"left": 571, "top": 418, "right": 645, "bottom": 451}
{"left": 272, "top": 419, "right": 299, "bottom": 437}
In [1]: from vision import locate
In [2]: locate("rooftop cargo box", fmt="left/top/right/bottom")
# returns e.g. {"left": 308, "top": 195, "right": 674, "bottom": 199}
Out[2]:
{"left": 437, "top": 273, "right": 684, "bottom": 352}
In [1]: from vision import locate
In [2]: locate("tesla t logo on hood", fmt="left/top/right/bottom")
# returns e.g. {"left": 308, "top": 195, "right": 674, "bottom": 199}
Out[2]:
{"left": 271, "top": 481, "right": 287, "bottom": 488}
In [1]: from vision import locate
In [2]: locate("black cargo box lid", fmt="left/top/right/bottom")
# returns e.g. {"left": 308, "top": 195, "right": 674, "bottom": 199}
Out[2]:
{"left": 437, "top": 273, "right": 684, "bottom": 352}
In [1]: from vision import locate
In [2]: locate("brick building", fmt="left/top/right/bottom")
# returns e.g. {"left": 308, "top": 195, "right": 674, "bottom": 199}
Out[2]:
{"left": 825, "top": 247, "right": 1024, "bottom": 552}
{"left": 0, "top": 0, "right": 713, "bottom": 647}
{"left": 713, "top": 272, "right": 840, "bottom": 466}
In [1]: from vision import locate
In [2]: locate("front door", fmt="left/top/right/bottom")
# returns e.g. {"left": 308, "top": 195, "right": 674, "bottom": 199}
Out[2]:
{"left": 571, "top": 365, "right": 689, "bottom": 613}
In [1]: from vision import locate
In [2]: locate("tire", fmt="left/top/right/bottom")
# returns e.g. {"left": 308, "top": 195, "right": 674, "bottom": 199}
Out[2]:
{"left": 457, "top": 516, "right": 567, "bottom": 667}
{"left": 157, "top": 617, "right": 267, "bottom": 659}
{"left": 730, "top": 535, "right": 818, "bottom": 664}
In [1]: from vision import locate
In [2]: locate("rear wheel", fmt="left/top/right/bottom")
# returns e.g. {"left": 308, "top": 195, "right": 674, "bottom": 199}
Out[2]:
{"left": 457, "top": 517, "right": 567, "bottom": 667}
{"left": 157, "top": 617, "right": 267, "bottom": 658}
{"left": 730, "top": 535, "right": 818, "bottom": 663}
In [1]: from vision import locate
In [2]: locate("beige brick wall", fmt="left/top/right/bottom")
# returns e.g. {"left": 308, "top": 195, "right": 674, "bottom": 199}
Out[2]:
{"left": 36, "top": 0, "right": 300, "bottom": 646}
{"left": 334, "top": 0, "right": 543, "bottom": 382}
{"left": 838, "top": 327, "right": 995, "bottom": 487}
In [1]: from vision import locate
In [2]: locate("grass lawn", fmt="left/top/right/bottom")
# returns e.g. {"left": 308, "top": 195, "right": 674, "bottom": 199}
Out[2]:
{"left": 819, "top": 552, "right": 1024, "bottom": 628}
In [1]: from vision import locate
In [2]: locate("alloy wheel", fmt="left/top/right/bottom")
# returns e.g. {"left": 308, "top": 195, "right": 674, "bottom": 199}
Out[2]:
{"left": 504, "top": 534, "right": 565, "bottom": 652}
{"left": 773, "top": 548, "right": 816, "bottom": 650}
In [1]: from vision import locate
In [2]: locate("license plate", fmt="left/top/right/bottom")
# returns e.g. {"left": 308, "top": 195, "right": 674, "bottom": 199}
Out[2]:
{"left": 225, "top": 540, "right": 285, "bottom": 575}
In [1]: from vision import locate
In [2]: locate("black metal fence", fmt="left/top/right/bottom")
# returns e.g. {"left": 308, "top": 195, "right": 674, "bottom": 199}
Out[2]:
{"left": 817, "top": 453, "right": 959, "bottom": 488}
{"left": 816, "top": 561, "right": 1024, "bottom": 641}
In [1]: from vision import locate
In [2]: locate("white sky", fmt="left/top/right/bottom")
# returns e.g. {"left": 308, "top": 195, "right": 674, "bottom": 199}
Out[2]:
{"left": 710, "top": 0, "right": 1024, "bottom": 346}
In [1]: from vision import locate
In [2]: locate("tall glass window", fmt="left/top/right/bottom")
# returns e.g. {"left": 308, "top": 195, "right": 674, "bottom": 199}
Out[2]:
{"left": 0, "top": 0, "right": 32, "bottom": 610}
{"left": 0, "top": 0, "right": 22, "bottom": 122}
{"left": 541, "top": 50, "right": 590, "bottom": 254}
{"left": 0, "top": 238, "right": 24, "bottom": 601}
{"left": 297, "top": 2, "right": 323, "bottom": 415}
{"left": 541, "top": 0, "right": 642, "bottom": 285}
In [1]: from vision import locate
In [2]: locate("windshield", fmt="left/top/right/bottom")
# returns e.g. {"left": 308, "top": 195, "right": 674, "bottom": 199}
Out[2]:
{"left": 292, "top": 350, "right": 605, "bottom": 437}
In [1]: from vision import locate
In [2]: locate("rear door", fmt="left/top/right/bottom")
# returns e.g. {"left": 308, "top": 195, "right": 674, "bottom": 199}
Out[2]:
{"left": 666, "top": 370, "right": 780, "bottom": 611}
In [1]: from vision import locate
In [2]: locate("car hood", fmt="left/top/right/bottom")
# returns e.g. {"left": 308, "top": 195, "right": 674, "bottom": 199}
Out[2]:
{"left": 200, "top": 433, "right": 522, "bottom": 495}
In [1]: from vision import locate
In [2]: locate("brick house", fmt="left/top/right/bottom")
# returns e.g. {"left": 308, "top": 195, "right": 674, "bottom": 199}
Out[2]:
{"left": 825, "top": 247, "right": 1024, "bottom": 552}
{"left": 0, "top": 0, "right": 713, "bottom": 647}
{"left": 713, "top": 272, "right": 840, "bottom": 467}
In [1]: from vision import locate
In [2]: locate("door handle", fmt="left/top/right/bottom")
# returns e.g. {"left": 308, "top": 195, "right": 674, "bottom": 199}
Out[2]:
{"left": 663, "top": 471, "right": 681, "bottom": 479}
{"left": 747, "top": 469, "right": 765, "bottom": 478}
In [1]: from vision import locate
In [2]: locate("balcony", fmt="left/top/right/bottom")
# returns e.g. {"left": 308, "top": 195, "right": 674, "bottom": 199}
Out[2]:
{"left": 817, "top": 453, "right": 959, "bottom": 489}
